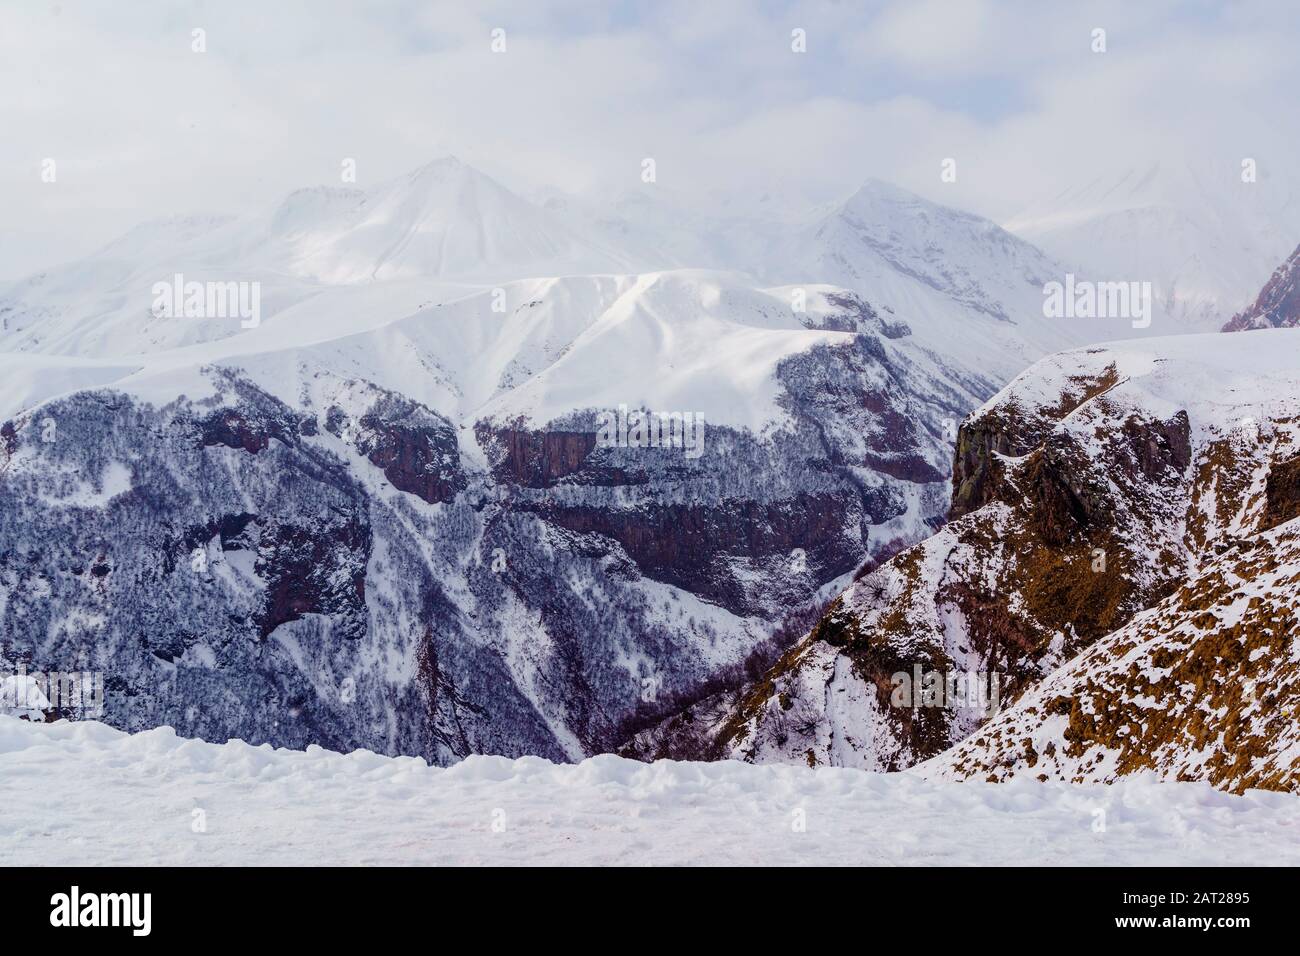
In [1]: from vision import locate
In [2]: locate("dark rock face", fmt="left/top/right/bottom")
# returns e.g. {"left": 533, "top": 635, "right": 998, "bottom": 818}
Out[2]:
{"left": 806, "top": 291, "right": 912, "bottom": 340}
{"left": 1019, "top": 410, "right": 1192, "bottom": 548}
{"left": 1, "top": 421, "right": 16, "bottom": 460}
{"left": 1261, "top": 455, "right": 1300, "bottom": 531}
{"left": 535, "top": 493, "right": 866, "bottom": 616}
{"left": 196, "top": 376, "right": 302, "bottom": 452}
{"left": 949, "top": 420, "right": 1025, "bottom": 520}
{"left": 349, "top": 395, "right": 465, "bottom": 504}
{"left": 1024, "top": 440, "right": 1107, "bottom": 547}
{"left": 482, "top": 425, "right": 603, "bottom": 487}
{"left": 198, "top": 410, "right": 282, "bottom": 453}
{"left": 949, "top": 365, "right": 1122, "bottom": 521}
{"left": 1122, "top": 411, "right": 1192, "bottom": 480}
{"left": 254, "top": 513, "right": 370, "bottom": 639}
{"left": 778, "top": 335, "right": 965, "bottom": 488}
{"left": 1222, "top": 244, "right": 1300, "bottom": 331}
{"left": 469, "top": 415, "right": 895, "bottom": 620}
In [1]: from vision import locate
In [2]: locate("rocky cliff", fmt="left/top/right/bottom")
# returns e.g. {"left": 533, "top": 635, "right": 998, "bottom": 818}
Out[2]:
{"left": 714, "top": 330, "right": 1300, "bottom": 790}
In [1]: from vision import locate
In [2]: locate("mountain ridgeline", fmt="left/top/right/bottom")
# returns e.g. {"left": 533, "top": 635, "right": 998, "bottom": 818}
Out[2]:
{"left": 1, "top": 158, "right": 1296, "bottom": 792}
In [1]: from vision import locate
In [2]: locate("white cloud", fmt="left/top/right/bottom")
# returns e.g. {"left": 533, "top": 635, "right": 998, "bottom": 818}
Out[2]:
{"left": 1, "top": 0, "right": 1296, "bottom": 278}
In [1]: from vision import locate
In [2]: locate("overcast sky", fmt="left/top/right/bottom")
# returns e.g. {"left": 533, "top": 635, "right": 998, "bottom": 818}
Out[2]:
{"left": 3, "top": 0, "right": 1297, "bottom": 278}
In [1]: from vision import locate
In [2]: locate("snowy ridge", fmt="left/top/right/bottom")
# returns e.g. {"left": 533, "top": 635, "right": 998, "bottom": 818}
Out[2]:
{"left": 0, "top": 273, "right": 964, "bottom": 441}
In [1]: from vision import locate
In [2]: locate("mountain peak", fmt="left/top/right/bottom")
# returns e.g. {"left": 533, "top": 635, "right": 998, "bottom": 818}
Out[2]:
{"left": 403, "top": 154, "right": 469, "bottom": 180}
{"left": 846, "top": 176, "right": 923, "bottom": 202}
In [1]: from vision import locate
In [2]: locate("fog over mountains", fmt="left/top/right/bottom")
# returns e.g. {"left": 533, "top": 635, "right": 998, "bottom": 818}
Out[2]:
{"left": 1006, "top": 160, "right": 1300, "bottom": 331}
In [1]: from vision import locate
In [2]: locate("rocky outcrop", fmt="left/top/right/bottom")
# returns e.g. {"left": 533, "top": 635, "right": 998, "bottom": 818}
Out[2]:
{"left": 254, "top": 513, "right": 371, "bottom": 639}
{"left": 1261, "top": 455, "right": 1300, "bottom": 531}
{"left": 534, "top": 492, "right": 866, "bottom": 616}
{"left": 341, "top": 395, "right": 465, "bottom": 504}
{"left": 949, "top": 363, "right": 1119, "bottom": 520}
{"left": 712, "top": 332, "right": 1300, "bottom": 787}
{"left": 804, "top": 291, "right": 913, "bottom": 340}
{"left": 1222, "top": 243, "right": 1300, "bottom": 331}
{"left": 196, "top": 374, "right": 303, "bottom": 453}
{"left": 479, "top": 425, "right": 606, "bottom": 488}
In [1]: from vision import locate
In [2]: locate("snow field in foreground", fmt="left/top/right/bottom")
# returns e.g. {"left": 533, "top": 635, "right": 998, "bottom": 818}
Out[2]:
{"left": 1, "top": 718, "right": 1296, "bottom": 866}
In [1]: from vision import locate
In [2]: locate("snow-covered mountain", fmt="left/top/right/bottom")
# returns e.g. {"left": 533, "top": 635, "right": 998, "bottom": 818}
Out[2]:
{"left": 265, "top": 157, "right": 640, "bottom": 284}
{"left": 0, "top": 157, "right": 1095, "bottom": 374}
{"left": 0, "top": 157, "right": 638, "bottom": 357}
{"left": 0, "top": 269, "right": 987, "bottom": 762}
{"left": 771, "top": 180, "right": 1092, "bottom": 381}
{"left": 1005, "top": 160, "right": 1300, "bottom": 333}
{"left": 709, "top": 326, "right": 1300, "bottom": 792}
{"left": 3, "top": 155, "right": 1292, "bottom": 772}
{"left": 0, "top": 156, "right": 1116, "bottom": 764}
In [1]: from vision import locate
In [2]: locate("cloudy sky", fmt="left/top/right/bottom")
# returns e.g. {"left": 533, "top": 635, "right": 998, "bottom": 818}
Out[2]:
{"left": 2, "top": 0, "right": 1297, "bottom": 278}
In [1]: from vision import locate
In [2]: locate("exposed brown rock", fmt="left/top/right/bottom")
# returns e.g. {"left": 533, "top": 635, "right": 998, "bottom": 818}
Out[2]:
{"left": 1261, "top": 455, "right": 1300, "bottom": 531}
{"left": 487, "top": 425, "right": 602, "bottom": 487}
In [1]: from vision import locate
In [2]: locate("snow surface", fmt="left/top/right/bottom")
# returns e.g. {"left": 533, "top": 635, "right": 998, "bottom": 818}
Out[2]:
{"left": 2, "top": 717, "right": 1297, "bottom": 866}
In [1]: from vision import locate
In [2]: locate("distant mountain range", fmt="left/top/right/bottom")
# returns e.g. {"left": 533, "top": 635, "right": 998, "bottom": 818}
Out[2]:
{"left": 1, "top": 156, "right": 1295, "bottom": 791}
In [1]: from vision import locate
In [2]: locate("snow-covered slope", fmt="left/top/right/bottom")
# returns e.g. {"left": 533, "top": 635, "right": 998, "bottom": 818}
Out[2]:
{"left": 1006, "top": 161, "right": 1300, "bottom": 332}
{"left": 715, "top": 328, "right": 1300, "bottom": 788}
{"left": 744, "top": 180, "right": 1110, "bottom": 387}
{"left": 788, "top": 181, "right": 1064, "bottom": 325}
{"left": 0, "top": 157, "right": 637, "bottom": 357}
{"left": 264, "top": 157, "right": 638, "bottom": 284}
{"left": 920, "top": 518, "right": 1300, "bottom": 793}
{"left": 3, "top": 716, "right": 1297, "bottom": 865}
